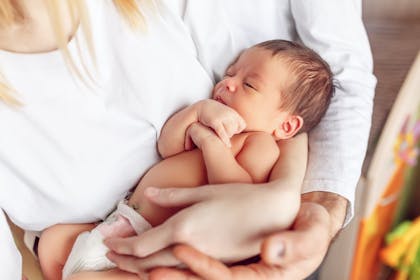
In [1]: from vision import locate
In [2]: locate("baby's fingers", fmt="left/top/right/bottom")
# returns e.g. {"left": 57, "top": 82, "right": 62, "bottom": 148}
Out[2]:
{"left": 213, "top": 123, "right": 231, "bottom": 147}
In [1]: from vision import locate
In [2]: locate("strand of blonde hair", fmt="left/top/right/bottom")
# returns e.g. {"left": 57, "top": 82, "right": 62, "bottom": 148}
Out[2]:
{"left": 0, "top": 1, "right": 24, "bottom": 105}
{"left": 0, "top": 0, "right": 150, "bottom": 105}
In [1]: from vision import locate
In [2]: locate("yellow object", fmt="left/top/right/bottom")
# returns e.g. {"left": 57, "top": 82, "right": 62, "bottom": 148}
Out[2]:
{"left": 379, "top": 218, "right": 420, "bottom": 280}
{"left": 380, "top": 217, "right": 420, "bottom": 267}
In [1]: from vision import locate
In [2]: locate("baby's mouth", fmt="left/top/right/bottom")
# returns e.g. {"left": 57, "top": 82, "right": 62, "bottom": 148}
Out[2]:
{"left": 215, "top": 95, "right": 226, "bottom": 105}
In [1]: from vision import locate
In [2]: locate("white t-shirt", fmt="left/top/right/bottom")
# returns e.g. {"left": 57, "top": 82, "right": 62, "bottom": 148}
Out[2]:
{"left": 0, "top": 0, "right": 376, "bottom": 278}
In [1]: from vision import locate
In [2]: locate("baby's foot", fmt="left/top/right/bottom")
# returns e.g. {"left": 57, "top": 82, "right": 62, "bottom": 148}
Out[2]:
{"left": 62, "top": 201, "right": 151, "bottom": 279}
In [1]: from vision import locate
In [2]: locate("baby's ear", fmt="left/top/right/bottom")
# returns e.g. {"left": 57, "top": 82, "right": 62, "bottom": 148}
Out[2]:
{"left": 274, "top": 115, "right": 303, "bottom": 140}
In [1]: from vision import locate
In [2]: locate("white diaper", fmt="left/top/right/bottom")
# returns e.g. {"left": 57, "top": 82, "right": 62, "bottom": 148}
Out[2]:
{"left": 62, "top": 200, "right": 151, "bottom": 279}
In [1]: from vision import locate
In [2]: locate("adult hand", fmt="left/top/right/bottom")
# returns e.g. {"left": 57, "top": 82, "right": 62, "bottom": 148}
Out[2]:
{"left": 194, "top": 99, "right": 246, "bottom": 148}
{"left": 105, "top": 181, "right": 300, "bottom": 272}
{"left": 148, "top": 193, "right": 347, "bottom": 280}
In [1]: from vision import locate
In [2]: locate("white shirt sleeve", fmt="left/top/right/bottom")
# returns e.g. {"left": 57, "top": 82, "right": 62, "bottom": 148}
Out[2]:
{"left": 0, "top": 210, "right": 22, "bottom": 280}
{"left": 291, "top": 0, "right": 377, "bottom": 225}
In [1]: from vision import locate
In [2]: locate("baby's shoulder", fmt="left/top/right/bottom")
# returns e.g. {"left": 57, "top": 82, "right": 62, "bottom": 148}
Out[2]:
{"left": 244, "top": 131, "right": 277, "bottom": 143}
{"left": 241, "top": 132, "right": 279, "bottom": 153}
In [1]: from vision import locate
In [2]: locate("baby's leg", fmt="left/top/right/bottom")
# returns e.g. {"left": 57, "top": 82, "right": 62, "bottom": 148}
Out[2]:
{"left": 129, "top": 149, "right": 207, "bottom": 225}
{"left": 61, "top": 202, "right": 149, "bottom": 278}
{"left": 63, "top": 150, "right": 207, "bottom": 277}
{"left": 38, "top": 223, "right": 95, "bottom": 280}
{"left": 67, "top": 268, "right": 140, "bottom": 280}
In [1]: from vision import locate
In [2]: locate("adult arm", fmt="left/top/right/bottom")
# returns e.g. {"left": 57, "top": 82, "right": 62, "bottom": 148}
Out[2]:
{"left": 292, "top": 0, "right": 376, "bottom": 224}
{"left": 0, "top": 209, "right": 23, "bottom": 280}
{"left": 148, "top": 192, "right": 346, "bottom": 280}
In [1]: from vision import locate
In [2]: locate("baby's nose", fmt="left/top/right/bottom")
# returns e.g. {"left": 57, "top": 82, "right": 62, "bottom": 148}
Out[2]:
{"left": 225, "top": 78, "right": 237, "bottom": 92}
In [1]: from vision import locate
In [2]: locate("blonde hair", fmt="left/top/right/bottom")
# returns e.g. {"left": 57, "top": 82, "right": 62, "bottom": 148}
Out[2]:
{"left": 0, "top": 0, "right": 149, "bottom": 105}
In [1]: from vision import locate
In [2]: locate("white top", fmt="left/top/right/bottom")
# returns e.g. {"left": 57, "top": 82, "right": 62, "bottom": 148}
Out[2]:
{"left": 0, "top": 0, "right": 376, "bottom": 278}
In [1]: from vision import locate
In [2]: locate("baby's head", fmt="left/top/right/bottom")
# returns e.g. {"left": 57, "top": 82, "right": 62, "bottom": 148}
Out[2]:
{"left": 213, "top": 39, "right": 334, "bottom": 140}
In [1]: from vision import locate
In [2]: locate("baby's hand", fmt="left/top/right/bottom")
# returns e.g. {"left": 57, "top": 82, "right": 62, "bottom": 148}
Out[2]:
{"left": 185, "top": 122, "right": 223, "bottom": 151}
{"left": 196, "top": 99, "right": 246, "bottom": 148}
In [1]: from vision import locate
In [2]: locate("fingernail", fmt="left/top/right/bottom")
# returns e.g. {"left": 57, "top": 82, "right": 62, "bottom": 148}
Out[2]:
{"left": 269, "top": 241, "right": 285, "bottom": 262}
{"left": 145, "top": 187, "right": 159, "bottom": 196}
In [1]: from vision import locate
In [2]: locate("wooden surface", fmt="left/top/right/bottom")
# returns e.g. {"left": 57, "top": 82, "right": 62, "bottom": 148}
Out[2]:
{"left": 362, "top": 20, "right": 420, "bottom": 174}
{"left": 364, "top": 0, "right": 420, "bottom": 21}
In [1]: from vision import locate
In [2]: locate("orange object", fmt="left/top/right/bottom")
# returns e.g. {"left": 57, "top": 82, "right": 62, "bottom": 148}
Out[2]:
{"left": 351, "top": 162, "right": 406, "bottom": 280}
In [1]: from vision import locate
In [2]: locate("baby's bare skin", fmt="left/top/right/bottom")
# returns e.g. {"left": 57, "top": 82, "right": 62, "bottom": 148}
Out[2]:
{"left": 130, "top": 132, "right": 264, "bottom": 226}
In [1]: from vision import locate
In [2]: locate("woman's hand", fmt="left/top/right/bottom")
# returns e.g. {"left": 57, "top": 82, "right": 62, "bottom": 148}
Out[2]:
{"left": 147, "top": 199, "right": 338, "bottom": 280}
{"left": 105, "top": 182, "right": 300, "bottom": 271}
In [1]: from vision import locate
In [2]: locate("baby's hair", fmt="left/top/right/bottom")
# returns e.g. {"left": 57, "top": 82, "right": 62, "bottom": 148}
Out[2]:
{"left": 255, "top": 40, "right": 335, "bottom": 133}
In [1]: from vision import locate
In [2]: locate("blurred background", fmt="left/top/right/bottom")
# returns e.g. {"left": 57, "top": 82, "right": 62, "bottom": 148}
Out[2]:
{"left": 321, "top": 0, "right": 420, "bottom": 279}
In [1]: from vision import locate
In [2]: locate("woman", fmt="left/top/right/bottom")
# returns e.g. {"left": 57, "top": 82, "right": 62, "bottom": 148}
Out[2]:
{"left": 0, "top": 0, "right": 375, "bottom": 279}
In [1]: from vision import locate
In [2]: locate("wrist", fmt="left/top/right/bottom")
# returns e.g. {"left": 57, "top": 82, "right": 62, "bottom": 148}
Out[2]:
{"left": 200, "top": 135, "right": 227, "bottom": 153}
{"left": 301, "top": 191, "right": 347, "bottom": 240}
{"left": 195, "top": 99, "right": 209, "bottom": 121}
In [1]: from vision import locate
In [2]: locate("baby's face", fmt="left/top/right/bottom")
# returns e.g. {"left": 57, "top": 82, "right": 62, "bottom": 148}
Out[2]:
{"left": 213, "top": 47, "right": 291, "bottom": 133}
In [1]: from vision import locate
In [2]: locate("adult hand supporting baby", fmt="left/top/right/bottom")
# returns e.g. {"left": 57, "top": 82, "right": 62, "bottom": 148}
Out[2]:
{"left": 105, "top": 190, "right": 346, "bottom": 279}
{"left": 147, "top": 192, "right": 347, "bottom": 280}
{"left": 105, "top": 181, "right": 301, "bottom": 271}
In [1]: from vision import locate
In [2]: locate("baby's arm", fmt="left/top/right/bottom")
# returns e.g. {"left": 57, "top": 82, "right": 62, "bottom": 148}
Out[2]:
{"left": 158, "top": 102, "right": 202, "bottom": 158}
{"left": 236, "top": 132, "right": 281, "bottom": 183}
{"left": 188, "top": 123, "right": 279, "bottom": 184}
{"left": 158, "top": 99, "right": 245, "bottom": 158}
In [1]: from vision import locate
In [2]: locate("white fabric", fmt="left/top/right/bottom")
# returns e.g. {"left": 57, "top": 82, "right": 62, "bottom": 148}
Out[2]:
{"left": 0, "top": 0, "right": 375, "bottom": 278}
